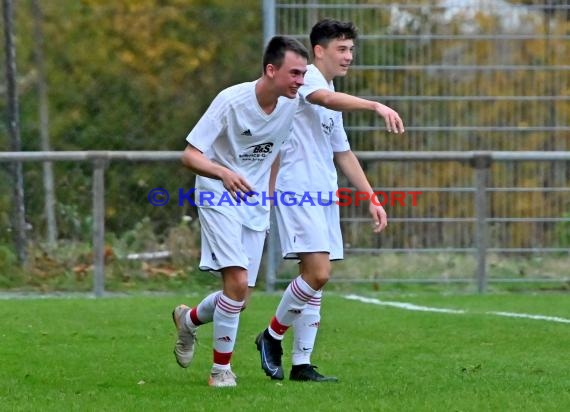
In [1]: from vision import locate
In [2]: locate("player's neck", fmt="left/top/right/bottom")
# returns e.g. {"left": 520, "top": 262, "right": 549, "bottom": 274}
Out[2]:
{"left": 255, "top": 78, "right": 278, "bottom": 115}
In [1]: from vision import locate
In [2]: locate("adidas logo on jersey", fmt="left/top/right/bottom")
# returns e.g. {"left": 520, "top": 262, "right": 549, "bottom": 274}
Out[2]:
{"left": 241, "top": 129, "right": 252, "bottom": 136}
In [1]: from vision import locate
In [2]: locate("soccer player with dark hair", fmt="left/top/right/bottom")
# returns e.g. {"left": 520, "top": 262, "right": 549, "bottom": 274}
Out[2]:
{"left": 172, "top": 36, "right": 308, "bottom": 387}
{"left": 255, "top": 19, "right": 404, "bottom": 382}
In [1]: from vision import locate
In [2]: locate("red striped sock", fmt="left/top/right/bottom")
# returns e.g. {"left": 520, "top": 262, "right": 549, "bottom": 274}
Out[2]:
{"left": 189, "top": 307, "right": 203, "bottom": 326}
{"left": 270, "top": 315, "right": 289, "bottom": 336}
{"left": 213, "top": 349, "right": 232, "bottom": 366}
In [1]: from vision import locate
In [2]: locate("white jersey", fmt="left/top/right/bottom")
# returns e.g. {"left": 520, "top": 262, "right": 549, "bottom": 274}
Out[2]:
{"left": 276, "top": 64, "right": 351, "bottom": 195}
{"left": 186, "top": 81, "right": 297, "bottom": 230}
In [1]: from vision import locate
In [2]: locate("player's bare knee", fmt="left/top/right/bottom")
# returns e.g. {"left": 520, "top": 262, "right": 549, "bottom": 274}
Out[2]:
{"left": 222, "top": 266, "right": 249, "bottom": 293}
{"left": 304, "top": 267, "right": 330, "bottom": 290}
{"left": 222, "top": 276, "right": 249, "bottom": 301}
{"left": 234, "top": 281, "right": 249, "bottom": 301}
{"left": 313, "top": 271, "right": 330, "bottom": 289}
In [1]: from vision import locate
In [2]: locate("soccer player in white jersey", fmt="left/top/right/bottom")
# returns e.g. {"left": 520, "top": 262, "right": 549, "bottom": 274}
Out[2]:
{"left": 255, "top": 19, "right": 405, "bottom": 382}
{"left": 171, "top": 36, "right": 308, "bottom": 388}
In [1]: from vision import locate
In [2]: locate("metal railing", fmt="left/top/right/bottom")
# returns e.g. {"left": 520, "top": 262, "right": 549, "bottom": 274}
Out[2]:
{"left": 1, "top": 150, "right": 568, "bottom": 296}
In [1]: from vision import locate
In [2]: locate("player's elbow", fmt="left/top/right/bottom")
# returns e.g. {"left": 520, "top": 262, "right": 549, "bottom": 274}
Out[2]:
{"left": 307, "top": 90, "right": 337, "bottom": 109}
{"left": 317, "top": 93, "right": 337, "bottom": 109}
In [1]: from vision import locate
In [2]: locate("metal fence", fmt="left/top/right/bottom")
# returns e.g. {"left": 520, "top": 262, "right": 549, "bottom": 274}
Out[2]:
{"left": 1, "top": 1, "right": 569, "bottom": 295}
{"left": 1, "top": 151, "right": 568, "bottom": 296}
{"left": 262, "top": 0, "right": 570, "bottom": 290}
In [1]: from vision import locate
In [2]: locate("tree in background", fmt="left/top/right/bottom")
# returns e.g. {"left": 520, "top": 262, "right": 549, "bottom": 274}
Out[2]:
{"left": 2, "top": 0, "right": 261, "bottom": 243}
{"left": 0, "top": 0, "right": 568, "bottom": 257}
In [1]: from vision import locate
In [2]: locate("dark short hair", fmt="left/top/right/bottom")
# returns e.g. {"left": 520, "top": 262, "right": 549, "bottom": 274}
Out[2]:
{"left": 262, "top": 35, "right": 309, "bottom": 73}
{"left": 310, "top": 18, "right": 358, "bottom": 50}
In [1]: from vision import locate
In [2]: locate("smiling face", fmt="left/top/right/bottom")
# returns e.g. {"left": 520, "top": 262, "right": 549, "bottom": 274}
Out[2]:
{"left": 314, "top": 37, "right": 354, "bottom": 81}
{"left": 268, "top": 50, "right": 308, "bottom": 99}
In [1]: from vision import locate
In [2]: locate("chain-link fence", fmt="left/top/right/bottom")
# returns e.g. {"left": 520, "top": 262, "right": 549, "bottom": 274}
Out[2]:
{"left": 263, "top": 0, "right": 570, "bottom": 289}
{"left": 1, "top": 1, "right": 569, "bottom": 293}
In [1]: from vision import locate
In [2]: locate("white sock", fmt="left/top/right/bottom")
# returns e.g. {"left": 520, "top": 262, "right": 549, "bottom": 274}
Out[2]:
{"left": 212, "top": 294, "right": 244, "bottom": 366}
{"left": 292, "top": 290, "right": 321, "bottom": 365}
{"left": 185, "top": 290, "right": 222, "bottom": 329}
{"left": 268, "top": 275, "right": 318, "bottom": 340}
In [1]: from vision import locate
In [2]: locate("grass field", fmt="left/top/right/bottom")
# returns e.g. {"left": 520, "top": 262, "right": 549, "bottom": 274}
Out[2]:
{"left": 1, "top": 292, "right": 569, "bottom": 411}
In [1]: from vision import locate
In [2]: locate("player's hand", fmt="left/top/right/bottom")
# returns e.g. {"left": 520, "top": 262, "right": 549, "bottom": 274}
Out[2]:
{"left": 375, "top": 103, "right": 405, "bottom": 134}
{"left": 369, "top": 200, "right": 387, "bottom": 233}
{"left": 220, "top": 169, "right": 253, "bottom": 200}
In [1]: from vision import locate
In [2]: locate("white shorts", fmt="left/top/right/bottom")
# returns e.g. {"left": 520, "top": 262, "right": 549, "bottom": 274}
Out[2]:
{"left": 198, "top": 208, "right": 266, "bottom": 287}
{"left": 274, "top": 191, "right": 344, "bottom": 261}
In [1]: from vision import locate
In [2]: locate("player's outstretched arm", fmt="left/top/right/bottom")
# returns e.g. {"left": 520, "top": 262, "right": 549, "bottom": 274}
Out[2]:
{"left": 334, "top": 150, "right": 387, "bottom": 233}
{"left": 181, "top": 144, "right": 253, "bottom": 197}
{"left": 307, "top": 89, "right": 405, "bottom": 134}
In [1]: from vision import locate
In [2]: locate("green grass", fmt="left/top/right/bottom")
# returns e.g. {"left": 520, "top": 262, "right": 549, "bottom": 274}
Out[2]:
{"left": 1, "top": 293, "right": 569, "bottom": 411}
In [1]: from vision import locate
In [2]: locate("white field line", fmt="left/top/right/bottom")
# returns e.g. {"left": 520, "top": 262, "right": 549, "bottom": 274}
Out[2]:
{"left": 344, "top": 294, "right": 570, "bottom": 324}
{"left": 344, "top": 294, "right": 466, "bottom": 314}
{"left": 487, "top": 311, "right": 570, "bottom": 324}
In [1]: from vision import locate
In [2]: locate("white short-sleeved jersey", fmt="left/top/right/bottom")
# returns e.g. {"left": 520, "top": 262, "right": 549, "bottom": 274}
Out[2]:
{"left": 186, "top": 81, "right": 297, "bottom": 231}
{"left": 276, "top": 64, "right": 351, "bottom": 195}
